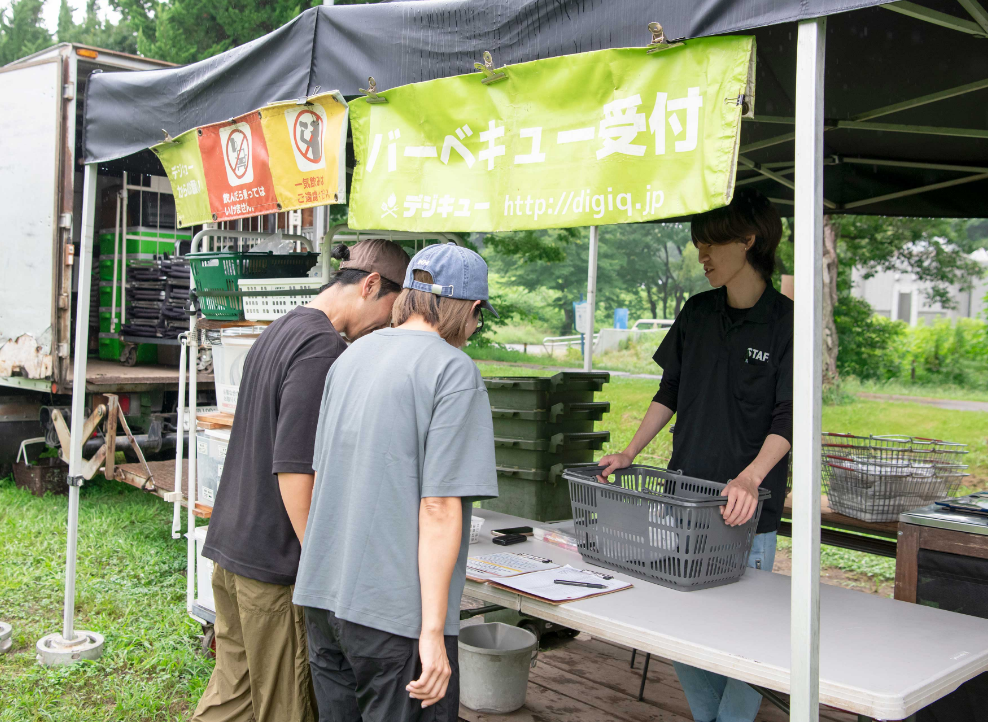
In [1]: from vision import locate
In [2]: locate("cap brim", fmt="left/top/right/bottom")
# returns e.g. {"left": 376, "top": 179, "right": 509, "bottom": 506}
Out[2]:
{"left": 481, "top": 300, "right": 500, "bottom": 318}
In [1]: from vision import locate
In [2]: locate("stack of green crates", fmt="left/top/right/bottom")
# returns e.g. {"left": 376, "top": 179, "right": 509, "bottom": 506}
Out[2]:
{"left": 96, "top": 227, "right": 190, "bottom": 362}
{"left": 481, "top": 372, "right": 611, "bottom": 521}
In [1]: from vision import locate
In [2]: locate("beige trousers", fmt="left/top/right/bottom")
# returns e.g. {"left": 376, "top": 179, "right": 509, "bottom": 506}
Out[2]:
{"left": 192, "top": 564, "right": 316, "bottom": 722}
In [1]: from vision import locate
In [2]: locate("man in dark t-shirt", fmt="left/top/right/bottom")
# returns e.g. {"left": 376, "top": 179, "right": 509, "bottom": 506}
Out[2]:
{"left": 193, "top": 239, "right": 409, "bottom": 722}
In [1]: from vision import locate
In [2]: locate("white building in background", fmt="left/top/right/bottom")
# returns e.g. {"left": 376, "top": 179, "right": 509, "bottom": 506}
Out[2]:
{"left": 852, "top": 248, "right": 988, "bottom": 326}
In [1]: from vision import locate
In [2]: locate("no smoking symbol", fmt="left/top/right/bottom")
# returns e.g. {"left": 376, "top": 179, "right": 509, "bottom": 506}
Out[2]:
{"left": 293, "top": 110, "right": 323, "bottom": 164}
{"left": 225, "top": 129, "right": 250, "bottom": 179}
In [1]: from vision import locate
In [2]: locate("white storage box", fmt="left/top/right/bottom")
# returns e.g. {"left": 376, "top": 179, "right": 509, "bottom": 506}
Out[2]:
{"left": 196, "top": 428, "right": 230, "bottom": 507}
{"left": 194, "top": 525, "right": 214, "bottom": 612}
{"left": 211, "top": 331, "right": 259, "bottom": 414}
{"left": 239, "top": 277, "right": 323, "bottom": 321}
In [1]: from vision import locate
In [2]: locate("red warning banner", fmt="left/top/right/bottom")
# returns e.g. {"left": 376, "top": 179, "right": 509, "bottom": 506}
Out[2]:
{"left": 198, "top": 110, "right": 280, "bottom": 221}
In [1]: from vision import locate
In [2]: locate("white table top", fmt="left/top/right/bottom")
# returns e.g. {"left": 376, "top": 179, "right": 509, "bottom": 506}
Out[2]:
{"left": 466, "top": 509, "right": 988, "bottom": 720}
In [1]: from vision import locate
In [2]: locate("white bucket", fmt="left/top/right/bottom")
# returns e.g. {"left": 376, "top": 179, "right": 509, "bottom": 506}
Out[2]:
{"left": 211, "top": 332, "right": 259, "bottom": 414}
{"left": 458, "top": 623, "right": 538, "bottom": 714}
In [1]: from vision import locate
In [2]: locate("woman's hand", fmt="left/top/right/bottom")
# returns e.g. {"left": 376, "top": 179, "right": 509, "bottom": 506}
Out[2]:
{"left": 597, "top": 451, "right": 634, "bottom": 480}
{"left": 720, "top": 472, "right": 762, "bottom": 526}
{"left": 407, "top": 630, "right": 451, "bottom": 708}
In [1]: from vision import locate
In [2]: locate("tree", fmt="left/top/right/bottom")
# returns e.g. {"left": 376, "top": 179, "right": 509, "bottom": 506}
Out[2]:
{"left": 57, "top": 0, "right": 140, "bottom": 54}
{"left": 118, "top": 0, "right": 384, "bottom": 65}
{"left": 484, "top": 223, "right": 711, "bottom": 335}
{"left": 0, "top": 0, "right": 51, "bottom": 65}
{"left": 824, "top": 215, "right": 985, "bottom": 386}
{"left": 599, "top": 222, "right": 707, "bottom": 319}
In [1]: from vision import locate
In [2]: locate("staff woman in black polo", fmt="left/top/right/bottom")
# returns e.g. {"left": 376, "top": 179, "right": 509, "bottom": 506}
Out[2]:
{"left": 598, "top": 188, "right": 793, "bottom": 722}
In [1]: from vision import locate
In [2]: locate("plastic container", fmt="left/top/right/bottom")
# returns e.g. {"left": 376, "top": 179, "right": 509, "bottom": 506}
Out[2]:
{"left": 196, "top": 429, "right": 230, "bottom": 506}
{"left": 98, "top": 337, "right": 157, "bottom": 364}
{"left": 481, "top": 462, "right": 601, "bottom": 522}
{"left": 239, "top": 277, "right": 324, "bottom": 321}
{"left": 470, "top": 515, "right": 484, "bottom": 544}
{"left": 492, "top": 432, "right": 608, "bottom": 470}
{"left": 211, "top": 332, "right": 259, "bottom": 414}
{"left": 99, "top": 227, "right": 189, "bottom": 256}
{"left": 458, "top": 623, "right": 538, "bottom": 714}
{"left": 563, "top": 464, "right": 771, "bottom": 592}
{"left": 484, "top": 372, "right": 609, "bottom": 411}
{"left": 189, "top": 251, "right": 320, "bottom": 319}
{"left": 490, "top": 402, "right": 609, "bottom": 441}
{"left": 193, "top": 525, "right": 214, "bottom": 612}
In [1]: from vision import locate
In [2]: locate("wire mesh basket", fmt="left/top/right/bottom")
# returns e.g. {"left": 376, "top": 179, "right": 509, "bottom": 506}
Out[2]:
{"left": 821, "top": 432, "right": 969, "bottom": 522}
{"left": 563, "top": 465, "right": 771, "bottom": 591}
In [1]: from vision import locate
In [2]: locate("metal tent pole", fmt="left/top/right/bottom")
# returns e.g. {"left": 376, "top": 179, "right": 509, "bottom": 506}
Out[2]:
{"left": 583, "top": 225, "right": 599, "bottom": 372}
{"left": 792, "top": 17, "right": 825, "bottom": 722}
{"left": 36, "top": 163, "right": 105, "bottom": 665}
{"left": 171, "top": 335, "right": 188, "bottom": 539}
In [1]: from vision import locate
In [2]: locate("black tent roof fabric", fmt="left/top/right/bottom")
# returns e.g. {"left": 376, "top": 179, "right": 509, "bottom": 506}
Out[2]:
{"left": 85, "top": 0, "right": 988, "bottom": 218}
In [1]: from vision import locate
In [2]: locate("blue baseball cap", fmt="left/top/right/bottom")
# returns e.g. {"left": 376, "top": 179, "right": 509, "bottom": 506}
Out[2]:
{"left": 403, "top": 242, "right": 499, "bottom": 318}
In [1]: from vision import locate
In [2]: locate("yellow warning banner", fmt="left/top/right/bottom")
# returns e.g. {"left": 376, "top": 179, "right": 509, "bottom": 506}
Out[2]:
{"left": 260, "top": 91, "right": 349, "bottom": 211}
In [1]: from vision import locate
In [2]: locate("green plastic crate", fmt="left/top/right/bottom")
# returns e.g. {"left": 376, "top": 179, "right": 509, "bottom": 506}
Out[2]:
{"left": 491, "top": 402, "right": 609, "bottom": 441}
{"left": 99, "top": 284, "right": 123, "bottom": 309}
{"left": 99, "top": 337, "right": 158, "bottom": 364}
{"left": 99, "top": 228, "right": 190, "bottom": 256}
{"left": 480, "top": 462, "right": 601, "bottom": 521}
{"left": 189, "top": 251, "right": 320, "bottom": 319}
{"left": 484, "top": 372, "right": 610, "bottom": 411}
{"left": 492, "top": 431, "right": 608, "bottom": 470}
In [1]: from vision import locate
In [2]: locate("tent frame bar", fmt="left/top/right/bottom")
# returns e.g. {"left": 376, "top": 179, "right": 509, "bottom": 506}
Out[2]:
{"left": 741, "top": 75, "right": 988, "bottom": 152}
{"left": 842, "top": 171, "right": 988, "bottom": 209}
{"left": 883, "top": 1, "right": 988, "bottom": 36}
{"left": 959, "top": 0, "right": 988, "bottom": 34}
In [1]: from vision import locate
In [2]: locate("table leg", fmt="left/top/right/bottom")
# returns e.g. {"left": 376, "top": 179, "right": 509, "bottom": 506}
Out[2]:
{"left": 637, "top": 653, "right": 651, "bottom": 701}
{"left": 630, "top": 648, "right": 637, "bottom": 668}
{"left": 894, "top": 523, "right": 920, "bottom": 603}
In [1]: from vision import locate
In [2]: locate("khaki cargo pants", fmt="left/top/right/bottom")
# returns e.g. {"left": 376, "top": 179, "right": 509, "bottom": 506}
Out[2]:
{"left": 193, "top": 564, "right": 317, "bottom": 722}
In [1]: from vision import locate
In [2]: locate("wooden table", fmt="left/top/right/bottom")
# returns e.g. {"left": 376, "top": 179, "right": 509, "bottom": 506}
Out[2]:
{"left": 894, "top": 504, "right": 988, "bottom": 604}
{"left": 781, "top": 495, "right": 898, "bottom": 557}
{"left": 467, "top": 509, "right": 988, "bottom": 721}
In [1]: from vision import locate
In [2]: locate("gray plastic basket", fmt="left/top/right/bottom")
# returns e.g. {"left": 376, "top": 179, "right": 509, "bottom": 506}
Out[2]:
{"left": 563, "top": 465, "right": 772, "bottom": 591}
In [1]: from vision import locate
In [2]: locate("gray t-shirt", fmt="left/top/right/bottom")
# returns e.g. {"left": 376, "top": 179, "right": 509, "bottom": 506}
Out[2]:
{"left": 293, "top": 328, "right": 499, "bottom": 639}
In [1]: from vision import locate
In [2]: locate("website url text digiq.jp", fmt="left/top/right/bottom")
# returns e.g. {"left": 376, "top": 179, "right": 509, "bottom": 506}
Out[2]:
{"left": 503, "top": 187, "right": 665, "bottom": 221}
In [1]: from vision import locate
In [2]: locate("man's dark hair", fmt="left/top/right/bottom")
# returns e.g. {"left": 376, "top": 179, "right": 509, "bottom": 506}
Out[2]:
{"left": 691, "top": 189, "right": 783, "bottom": 283}
{"left": 319, "top": 244, "right": 403, "bottom": 298}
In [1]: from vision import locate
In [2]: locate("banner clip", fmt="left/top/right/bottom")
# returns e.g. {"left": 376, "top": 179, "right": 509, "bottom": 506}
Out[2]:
{"left": 474, "top": 51, "right": 507, "bottom": 85}
{"left": 160, "top": 129, "right": 177, "bottom": 144}
{"left": 646, "top": 22, "right": 684, "bottom": 54}
{"left": 360, "top": 77, "right": 388, "bottom": 104}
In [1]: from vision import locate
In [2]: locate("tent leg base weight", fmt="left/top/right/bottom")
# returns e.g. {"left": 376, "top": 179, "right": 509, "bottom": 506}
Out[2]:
{"left": 35, "top": 630, "right": 104, "bottom": 666}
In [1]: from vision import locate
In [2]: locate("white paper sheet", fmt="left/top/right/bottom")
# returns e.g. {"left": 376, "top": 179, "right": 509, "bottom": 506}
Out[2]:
{"left": 466, "top": 552, "right": 560, "bottom": 580}
{"left": 491, "top": 565, "right": 632, "bottom": 602}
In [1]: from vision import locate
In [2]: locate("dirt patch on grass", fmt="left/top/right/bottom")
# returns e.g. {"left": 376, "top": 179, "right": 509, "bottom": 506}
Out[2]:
{"left": 773, "top": 545, "right": 895, "bottom": 598}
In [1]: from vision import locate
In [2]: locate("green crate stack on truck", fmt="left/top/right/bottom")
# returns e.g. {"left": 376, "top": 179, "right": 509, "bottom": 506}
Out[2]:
{"left": 95, "top": 228, "right": 191, "bottom": 362}
{"left": 481, "top": 372, "right": 611, "bottom": 521}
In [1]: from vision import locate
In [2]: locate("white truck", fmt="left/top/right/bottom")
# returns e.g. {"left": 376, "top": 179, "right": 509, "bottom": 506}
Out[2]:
{"left": 0, "top": 44, "right": 192, "bottom": 466}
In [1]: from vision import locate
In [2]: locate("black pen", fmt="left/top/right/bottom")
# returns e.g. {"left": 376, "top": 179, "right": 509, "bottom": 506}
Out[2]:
{"left": 554, "top": 579, "right": 606, "bottom": 589}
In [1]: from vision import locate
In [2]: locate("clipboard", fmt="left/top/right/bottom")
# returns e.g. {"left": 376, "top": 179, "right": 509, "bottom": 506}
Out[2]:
{"left": 486, "top": 565, "right": 633, "bottom": 604}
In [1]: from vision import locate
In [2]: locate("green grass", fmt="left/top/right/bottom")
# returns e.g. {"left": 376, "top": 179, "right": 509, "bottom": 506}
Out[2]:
{"left": 475, "top": 365, "right": 988, "bottom": 487}
{"left": 0, "top": 475, "right": 211, "bottom": 721}
{"left": 465, "top": 345, "right": 582, "bottom": 367}
{"left": 842, "top": 377, "right": 988, "bottom": 404}
{"left": 775, "top": 536, "right": 897, "bottom": 581}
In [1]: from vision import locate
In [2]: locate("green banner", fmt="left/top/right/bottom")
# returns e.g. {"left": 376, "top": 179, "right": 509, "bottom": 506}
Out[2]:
{"left": 349, "top": 38, "right": 754, "bottom": 232}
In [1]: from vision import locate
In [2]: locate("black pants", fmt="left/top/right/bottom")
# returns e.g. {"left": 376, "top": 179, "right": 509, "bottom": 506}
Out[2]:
{"left": 304, "top": 607, "right": 460, "bottom": 722}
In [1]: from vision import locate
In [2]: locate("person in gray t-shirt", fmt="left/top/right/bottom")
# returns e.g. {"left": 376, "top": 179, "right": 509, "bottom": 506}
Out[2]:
{"left": 294, "top": 243, "right": 499, "bottom": 722}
